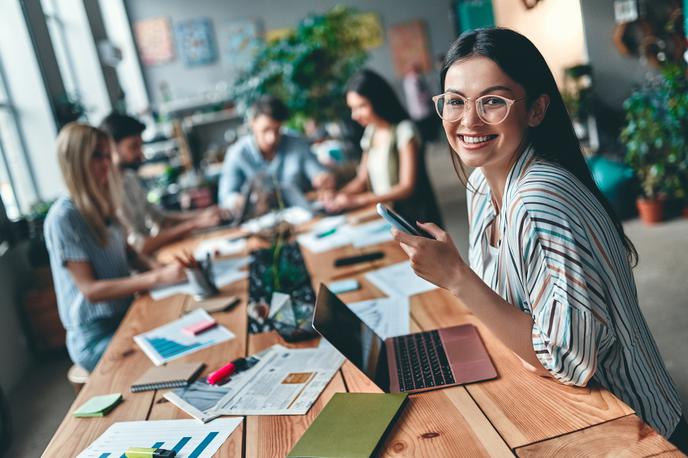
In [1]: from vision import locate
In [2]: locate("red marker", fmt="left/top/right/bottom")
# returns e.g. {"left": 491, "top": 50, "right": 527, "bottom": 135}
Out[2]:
{"left": 207, "top": 358, "right": 241, "bottom": 385}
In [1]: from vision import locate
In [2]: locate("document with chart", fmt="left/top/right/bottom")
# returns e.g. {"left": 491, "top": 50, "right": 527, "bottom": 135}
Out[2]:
{"left": 134, "top": 309, "right": 235, "bottom": 365}
{"left": 77, "top": 418, "right": 242, "bottom": 458}
{"left": 165, "top": 343, "right": 345, "bottom": 420}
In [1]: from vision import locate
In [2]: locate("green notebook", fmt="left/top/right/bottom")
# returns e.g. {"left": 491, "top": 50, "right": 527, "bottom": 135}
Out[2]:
{"left": 288, "top": 392, "right": 408, "bottom": 458}
{"left": 73, "top": 393, "right": 123, "bottom": 417}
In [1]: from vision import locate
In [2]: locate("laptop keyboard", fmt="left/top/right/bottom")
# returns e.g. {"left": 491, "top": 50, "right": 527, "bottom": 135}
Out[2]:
{"left": 393, "top": 330, "right": 455, "bottom": 391}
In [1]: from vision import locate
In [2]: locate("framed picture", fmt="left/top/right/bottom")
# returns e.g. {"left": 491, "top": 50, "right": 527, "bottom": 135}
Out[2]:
{"left": 388, "top": 20, "right": 432, "bottom": 76}
{"left": 175, "top": 17, "right": 218, "bottom": 66}
{"left": 134, "top": 17, "right": 175, "bottom": 66}
{"left": 220, "top": 20, "right": 263, "bottom": 70}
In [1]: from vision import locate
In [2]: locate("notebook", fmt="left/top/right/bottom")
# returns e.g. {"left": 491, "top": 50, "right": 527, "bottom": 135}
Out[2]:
{"left": 130, "top": 361, "right": 205, "bottom": 393}
{"left": 287, "top": 392, "right": 408, "bottom": 458}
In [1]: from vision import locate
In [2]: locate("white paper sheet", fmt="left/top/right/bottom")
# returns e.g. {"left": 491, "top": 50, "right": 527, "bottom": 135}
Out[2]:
{"left": 133, "top": 309, "right": 235, "bottom": 366}
{"left": 77, "top": 418, "right": 242, "bottom": 458}
{"left": 241, "top": 207, "right": 312, "bottom": 233}
{"left": 297, "top": 218, "right": 392, "bottom": 253}
{"left": 165, "top": 344, "right": 344, "bottom": 420}
{"left": 365, "top": 261, "right": 437, "bottom": 298}
{"left": 346, "top": 296, "right": 410, "bottom": 339}
{"left": 193, "top": 237, "right": 247, "bottom": 259}
{"left": 350, "top": 219, "right": 393, "bottom": 248}
{"left": 150, "top": 257, "right": 250, "bottom": 301}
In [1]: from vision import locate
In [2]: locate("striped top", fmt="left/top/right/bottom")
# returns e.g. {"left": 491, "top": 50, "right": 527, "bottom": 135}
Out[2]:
{"left": 44, "top": 197, "right": 132, "bottom": 369}
{"left": 466, "top": 145, "right": 682, "bottom": 437}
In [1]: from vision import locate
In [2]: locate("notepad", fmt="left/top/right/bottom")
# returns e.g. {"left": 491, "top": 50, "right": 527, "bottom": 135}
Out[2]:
{"left": 288, "top": 392, "right": 408, "bottom": 458}
{"left": 73, "top": 393, "right": 123, "bottom": 417}
{"left": 130, "top": 361, "right": 204, "bottom": 393}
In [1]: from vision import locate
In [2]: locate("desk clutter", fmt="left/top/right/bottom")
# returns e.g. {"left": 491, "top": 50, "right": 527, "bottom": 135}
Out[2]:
{"left": 164, "top": 342, "right": 344, "bottom": 421}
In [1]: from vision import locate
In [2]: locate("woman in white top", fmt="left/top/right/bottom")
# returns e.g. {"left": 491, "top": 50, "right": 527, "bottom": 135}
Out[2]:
{"left": 323, "top": 69, "right": 442, "bottom": 225}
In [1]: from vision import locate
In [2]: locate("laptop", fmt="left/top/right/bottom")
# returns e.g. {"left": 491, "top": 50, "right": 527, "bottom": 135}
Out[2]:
{"left": 313, "top": 285, "right": 497, "bottom": 393}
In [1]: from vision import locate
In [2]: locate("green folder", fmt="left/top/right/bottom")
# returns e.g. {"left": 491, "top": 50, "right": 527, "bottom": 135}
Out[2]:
{"left": 73, "top": 393, "right": 123, "bottom": 417}
{"left": 288, "top": 392, "right": 408, "bottom": 458}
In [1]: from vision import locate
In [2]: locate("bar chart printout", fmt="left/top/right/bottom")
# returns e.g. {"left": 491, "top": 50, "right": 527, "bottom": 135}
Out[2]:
{"left": 77, "top": 418, "right": 242, "bottom": 458}
{"left": 133, "top": 309, "right": 235, "bottom": 365}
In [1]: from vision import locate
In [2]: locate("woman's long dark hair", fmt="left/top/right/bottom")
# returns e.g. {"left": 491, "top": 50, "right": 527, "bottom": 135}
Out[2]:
{"left": 441, "top": 28, "right": 638, "bottom": 266}
{"left": 347, "top": 69, "right": 409, "bottom": 125}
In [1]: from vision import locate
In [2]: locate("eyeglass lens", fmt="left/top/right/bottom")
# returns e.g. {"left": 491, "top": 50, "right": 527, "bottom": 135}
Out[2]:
{"left": 436, "top": 95, "right": 510, "bottom": 124}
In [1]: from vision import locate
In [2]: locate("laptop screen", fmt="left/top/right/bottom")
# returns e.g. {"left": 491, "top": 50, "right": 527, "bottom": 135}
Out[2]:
{"left": 313, "top": 284, "right": 390, "bottom": 391}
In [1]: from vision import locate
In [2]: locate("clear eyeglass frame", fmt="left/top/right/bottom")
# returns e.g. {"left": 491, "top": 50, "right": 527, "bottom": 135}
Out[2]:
{"left": 431, "top": 93, "right": 526, "bottom": 125}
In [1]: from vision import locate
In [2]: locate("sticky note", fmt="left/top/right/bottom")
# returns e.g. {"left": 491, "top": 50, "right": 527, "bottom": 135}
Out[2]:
{"left": 73, "top": 393, "right": 123, "bottom": 417}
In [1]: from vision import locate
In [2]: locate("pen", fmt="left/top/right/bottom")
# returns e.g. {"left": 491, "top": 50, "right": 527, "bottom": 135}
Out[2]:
{"left": 315, "top": 227, "right": 337, "bottom": 238}
{"left": 207, "top": 357, "right": 246, "bottom": 384}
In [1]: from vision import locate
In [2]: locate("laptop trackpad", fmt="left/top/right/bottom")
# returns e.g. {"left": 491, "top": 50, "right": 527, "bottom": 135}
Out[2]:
{"left": 440, "top": 325, "right": 498, "bottom": 383}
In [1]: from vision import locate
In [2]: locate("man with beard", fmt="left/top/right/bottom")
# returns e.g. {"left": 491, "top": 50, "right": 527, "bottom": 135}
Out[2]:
{"left": 100, "top": 113, "right": 223, "bottom": 255}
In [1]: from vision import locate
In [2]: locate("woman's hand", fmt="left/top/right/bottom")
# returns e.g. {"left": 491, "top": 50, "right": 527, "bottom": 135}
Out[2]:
{"left": 392, "top": 222, "right": 468, "bottom": 296}
{"left": 154, "top": 262, "right": 186, "bottom": 285}
{"left": 194, "top": 207, "right": 222, "bottom": 229}
{"left": 322, "top": 193, "right": 367, "bottom": 213}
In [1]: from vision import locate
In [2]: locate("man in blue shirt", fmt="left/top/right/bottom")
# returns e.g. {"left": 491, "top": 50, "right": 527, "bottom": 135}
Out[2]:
{"left": 218, "top": 95, "right": 335, "bottom": 210}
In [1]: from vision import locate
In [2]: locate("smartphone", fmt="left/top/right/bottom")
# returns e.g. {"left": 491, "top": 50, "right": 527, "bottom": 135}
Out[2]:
{"left": 333, "top": 251, "right": 385, "bottom": 267}
{"left": 376, "top": 203, "right": 433, "bottom": 238}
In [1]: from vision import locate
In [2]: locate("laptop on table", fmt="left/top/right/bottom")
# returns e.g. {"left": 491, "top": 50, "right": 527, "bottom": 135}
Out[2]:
{"left": 313, "top": 285, "right": 497, "bottom": 393}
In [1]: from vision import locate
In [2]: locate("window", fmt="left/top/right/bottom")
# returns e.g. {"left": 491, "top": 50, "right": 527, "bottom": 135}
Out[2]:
{"left": 0, "top": 60, "right": 37, "bottom": 220}
{"left": 41, "top": 0, "right": 82, "bottom": 110}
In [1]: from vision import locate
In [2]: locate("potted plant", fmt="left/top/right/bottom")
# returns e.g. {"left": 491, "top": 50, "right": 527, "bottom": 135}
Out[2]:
{"left": 232, "top": 6, "right": 368, "bottom": 132}
{"left": 620, "top": 65, "right": 688, "bottom": 224}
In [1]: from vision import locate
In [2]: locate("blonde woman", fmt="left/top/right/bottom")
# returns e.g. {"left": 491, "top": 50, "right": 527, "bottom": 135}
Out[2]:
{"left": 44, "top": 123, "right": 185, "bottom": 372}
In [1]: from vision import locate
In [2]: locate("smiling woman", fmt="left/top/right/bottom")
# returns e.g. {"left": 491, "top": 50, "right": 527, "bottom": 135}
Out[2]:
{"left": 391, "top": 28, "right": 687, "bottom": 450}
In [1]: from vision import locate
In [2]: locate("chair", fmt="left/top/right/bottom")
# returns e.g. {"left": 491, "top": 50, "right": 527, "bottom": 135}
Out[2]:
{"left": 67, "top": 364, "right": 90, "bottom": 395}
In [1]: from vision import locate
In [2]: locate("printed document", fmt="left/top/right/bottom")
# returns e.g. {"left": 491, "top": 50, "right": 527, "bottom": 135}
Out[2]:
{"left": 165, "top": 343, "right": 344, "bottom": 421}
{"left": 347, "top": 296, "right": 410, "bottom": 339}
{"left": 365, "top": 261, "right": 437, "bottom": 298}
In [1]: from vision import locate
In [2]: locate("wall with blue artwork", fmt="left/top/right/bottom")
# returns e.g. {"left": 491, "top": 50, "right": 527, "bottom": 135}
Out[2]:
{"left": 125, "top": 0, "right": 456, "bottom": 109}
{"left": 175, "top": 18, "right": 218, "bottom": 66}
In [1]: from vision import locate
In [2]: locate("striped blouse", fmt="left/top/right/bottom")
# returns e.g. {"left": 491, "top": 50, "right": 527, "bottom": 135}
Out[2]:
{"left": 466, "top": 145, "right": 682, "bottom": 437}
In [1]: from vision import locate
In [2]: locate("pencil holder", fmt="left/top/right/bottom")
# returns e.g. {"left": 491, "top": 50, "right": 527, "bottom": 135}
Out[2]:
{"left": 186, "top": 258, "right": 219, "bottom": 300}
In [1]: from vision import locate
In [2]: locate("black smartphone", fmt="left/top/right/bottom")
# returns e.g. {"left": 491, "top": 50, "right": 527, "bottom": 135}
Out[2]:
{"left": 333, "top": 251, "right": 385, "bottom": 267}
{"left": 376, "top": 204, "right": 433, "bottom": 238}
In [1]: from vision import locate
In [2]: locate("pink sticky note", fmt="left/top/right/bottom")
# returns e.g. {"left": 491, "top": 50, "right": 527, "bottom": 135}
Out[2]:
{"left": 182, "top": 319, "right": 217, "bottom": 336}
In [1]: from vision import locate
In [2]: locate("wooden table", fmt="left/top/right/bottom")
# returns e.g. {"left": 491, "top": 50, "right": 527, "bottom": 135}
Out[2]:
{"left": 43, "top": 215, "right": 683, "bottom": 457}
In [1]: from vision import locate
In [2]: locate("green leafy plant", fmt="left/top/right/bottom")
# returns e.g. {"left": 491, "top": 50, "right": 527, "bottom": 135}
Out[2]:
{"left": 232, "top": 6, "right": 369, "bottom": 131}
{"left": 620, "top": 65, "right": 688, "bottom": 200}
{"left": 562, "top": 64, "right": 593, "bottom": 122}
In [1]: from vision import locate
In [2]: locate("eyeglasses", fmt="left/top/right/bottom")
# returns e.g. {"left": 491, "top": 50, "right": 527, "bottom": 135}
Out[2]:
{"left": 431, "top": 93, "right": 526, "bottom": 125}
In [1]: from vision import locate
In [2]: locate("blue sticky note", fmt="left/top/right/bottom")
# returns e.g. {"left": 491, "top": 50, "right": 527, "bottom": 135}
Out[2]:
{"left": 328, "top": 279, "right": 360, "bottom": 294}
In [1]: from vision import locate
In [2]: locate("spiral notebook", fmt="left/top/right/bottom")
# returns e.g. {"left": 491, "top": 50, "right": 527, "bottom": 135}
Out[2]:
{"left": 130, "top": 361, "right": 204, "bottom": 393}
